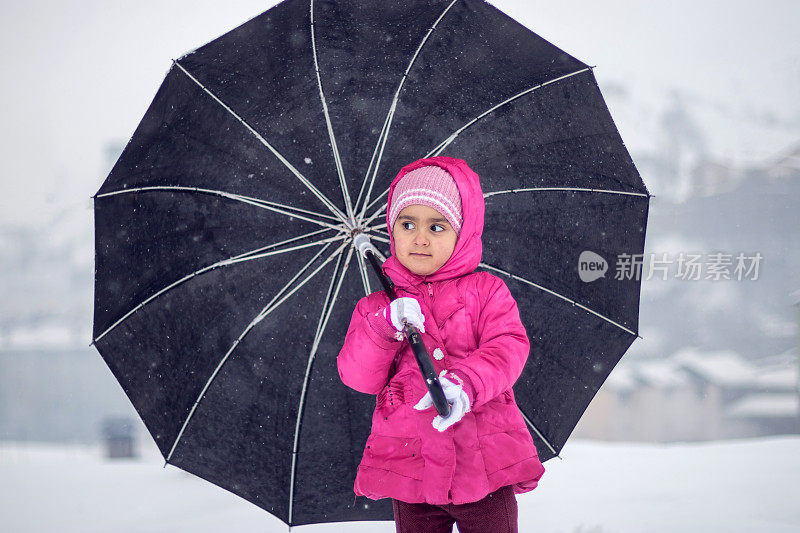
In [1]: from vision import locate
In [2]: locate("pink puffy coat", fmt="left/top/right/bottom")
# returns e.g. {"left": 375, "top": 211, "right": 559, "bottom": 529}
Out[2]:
{"left": 337, "top": 156, "right": 545, "bottom": 505}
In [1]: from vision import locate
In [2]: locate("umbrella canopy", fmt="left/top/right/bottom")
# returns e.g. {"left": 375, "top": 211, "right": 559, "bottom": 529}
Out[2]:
{"left": 92, "top": 0, "right": 649, "bottom": 527}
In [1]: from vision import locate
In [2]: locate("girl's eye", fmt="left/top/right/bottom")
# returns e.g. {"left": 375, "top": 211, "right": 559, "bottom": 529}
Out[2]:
{"left": 431, "top": 224, "right": 445, "bottom": 232}
{"left": 402, "top": 221, "right": 415, "bottom": 230}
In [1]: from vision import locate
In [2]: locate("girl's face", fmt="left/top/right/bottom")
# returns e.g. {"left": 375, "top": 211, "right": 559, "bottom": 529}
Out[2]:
{"left": 392, "top": 204, "right": 458, "bottom": 276}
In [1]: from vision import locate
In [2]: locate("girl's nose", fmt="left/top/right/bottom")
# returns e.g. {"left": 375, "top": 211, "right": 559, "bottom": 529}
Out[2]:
{"left": 412, "top": 231, "right": 429, "bottom": 246}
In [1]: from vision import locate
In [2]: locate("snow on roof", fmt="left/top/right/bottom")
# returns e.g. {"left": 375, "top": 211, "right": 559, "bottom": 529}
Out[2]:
{"left": 791, "top": 289, "right": 800, "bottom": 306}
{"left": 600, "top": 348, "right": 795, "bottom": 393}
{"left": 755, "top": 366, "right": 798, "bottom": 391}
{"left": 754, "top": 310, "right": 796, "bottom": 339}
{"left": 754, "top": 348, "right": 797, "bottom": 368}
{"left": 602, "top": 364, "right": 638, "bottom": 392}
{"left": 725, "top": 393, "right": 799, "bottom": 419}
{"left": 0, "top": 322, "right": 87, "bottom": 351}
{"left": 633, "top": 359, "right": 691, "bottom": 389}
{"left": 751, "top": 349, "right": 797, "bottom": 391}
{"left": 670, "top": 347, "right": 757, "bottom": 386}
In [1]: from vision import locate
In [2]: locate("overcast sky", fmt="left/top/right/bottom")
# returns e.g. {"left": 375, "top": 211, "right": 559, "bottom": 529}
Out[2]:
{"left": 1, "top": 0, "right": 798, "bottom": 228}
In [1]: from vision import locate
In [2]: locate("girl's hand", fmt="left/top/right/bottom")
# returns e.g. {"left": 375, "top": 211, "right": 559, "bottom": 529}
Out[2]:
{"left": 413, "top": 375, "right": 471, "bottom": 431}
{"left": 384, "top": 297, "right": 426, "bottom": 333}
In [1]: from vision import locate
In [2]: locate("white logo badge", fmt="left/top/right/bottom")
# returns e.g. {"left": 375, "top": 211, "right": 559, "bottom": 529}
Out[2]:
{"left": 578, "top": 251, "right": 608, "bottom": 282}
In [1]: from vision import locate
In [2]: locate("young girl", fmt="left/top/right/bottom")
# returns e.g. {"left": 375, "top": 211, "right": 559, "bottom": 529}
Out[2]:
{"left": 338, "top": 156, "right": 545, "bottom": 533}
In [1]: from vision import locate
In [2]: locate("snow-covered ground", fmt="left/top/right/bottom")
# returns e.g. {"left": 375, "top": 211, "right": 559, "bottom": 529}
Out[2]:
{"left": 2, "top": 435, "right": 798, "bottom": 532}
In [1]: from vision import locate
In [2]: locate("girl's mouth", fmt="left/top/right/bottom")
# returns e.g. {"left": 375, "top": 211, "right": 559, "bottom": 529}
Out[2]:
{"left": 410, "top": 253, "right": 431, "bottom": 257}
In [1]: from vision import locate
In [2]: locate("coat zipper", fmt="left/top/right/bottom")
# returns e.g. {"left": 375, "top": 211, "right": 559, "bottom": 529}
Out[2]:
{"left": 427, "top": 282, "right": 433, "bottom": 297}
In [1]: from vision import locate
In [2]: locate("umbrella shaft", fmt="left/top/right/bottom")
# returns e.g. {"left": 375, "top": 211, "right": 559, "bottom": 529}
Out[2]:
{"left": 363, "top": 249, "right": 450, "bottom": 418}
{"left": 365, "top": 249, "right": 397, "bottom": 299}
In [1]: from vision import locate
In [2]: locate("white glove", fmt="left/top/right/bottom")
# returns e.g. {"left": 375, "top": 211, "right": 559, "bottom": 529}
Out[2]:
{"left": 383, "top": 297, "right": 426, "bottom": 333}
{"left": 414, "top": 376, "right": 471, "bottom": 432}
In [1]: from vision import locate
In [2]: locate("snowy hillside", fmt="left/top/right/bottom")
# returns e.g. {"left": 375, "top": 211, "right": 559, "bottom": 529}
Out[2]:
{"left": 2, "top": 436, "right": 799, "bottom": 532}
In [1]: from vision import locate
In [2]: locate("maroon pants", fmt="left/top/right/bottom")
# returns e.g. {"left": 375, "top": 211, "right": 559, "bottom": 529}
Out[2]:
{"left": 392, "top": 485, "right": 518, "bottom": 533}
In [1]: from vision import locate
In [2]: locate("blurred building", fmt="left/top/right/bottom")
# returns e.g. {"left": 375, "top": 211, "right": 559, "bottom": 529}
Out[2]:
{"left": 102, "top": 416, "right": 137, "bottom": 459}
{"left": 0, "top": 323, "right": 136, "bottom": 444}
{"left": 574, "top": 347, "right": 799, "bottom": 442}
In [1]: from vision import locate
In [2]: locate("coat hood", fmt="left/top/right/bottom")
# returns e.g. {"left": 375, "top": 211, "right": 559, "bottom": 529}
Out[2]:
{"left": 381, "top": 156, "right": 484, "bottom": 288}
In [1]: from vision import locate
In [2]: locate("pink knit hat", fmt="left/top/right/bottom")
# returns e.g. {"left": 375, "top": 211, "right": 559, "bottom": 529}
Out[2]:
{"left": 388, "top": 165, "right": 463, "bottom": 234}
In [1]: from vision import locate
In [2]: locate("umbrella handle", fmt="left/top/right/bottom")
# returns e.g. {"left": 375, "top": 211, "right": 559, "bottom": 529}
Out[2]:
{"left": 356, "top": 236, "right": 451, "bottom": 417}
{"left": 403, "top": 323, "right": 451, "bottom": 417}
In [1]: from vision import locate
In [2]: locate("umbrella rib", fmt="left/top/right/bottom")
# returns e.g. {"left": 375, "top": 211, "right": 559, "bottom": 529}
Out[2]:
{"left": 309, "top": 0, "right": 355, "bottom": 223}
{"left": 367, "top": 227, "right": 391, "bottom": 247}
{"left": 92, "top": 229, "right": 342, "bottom": 344}
{"left": 165, "top": 239, "right": 349, "bottom": 463}
{"left": 362, "top": 66, "right": 594, "bottom": 214}
{"left": 517, "top": 408, "right": 559, "bottom": 457}
{"left": 363, "top": 202, "right": 388, "bottom": 229}
{"left": 288, "top": 243, "right": 354, "bottom": 526}
{"left": 484, "top": 187, "right": 649, "bottom": 199}
{"left": 243, "top": 196, "right": 340, "bottom": 221}
{"left": 478, "top": 262, "right": 640, "bottom": 338}
{"left": 368, "top": 227, "right": 389, "bottom": 237}
{"left": 222, "top": 234, "right": 346, "bottom": 267}
{"left": 353, "top": 0, "right": 460, "bottom": 224}
{"left": 363, "top": 189, "right": 389, "bottom": 224}
{"left": 96, "top": 185, "right": 345, "bottom": 231}
{"left": 173, "top": 60, "right": 349, "bottom": 224}
{"left": 367, "top": 234, "right": 390, "bottom": 245}
{"left": 425, "top": 67, "right": 593, "bottom": 158}
{"left": 362, "top": 186, "right": 648, "bottom": 229}
{"left": 370, "top": 246, "right": 387, "bottom": 263}
{"left": 254, "top": 239, "right": 351, "bottom": 323}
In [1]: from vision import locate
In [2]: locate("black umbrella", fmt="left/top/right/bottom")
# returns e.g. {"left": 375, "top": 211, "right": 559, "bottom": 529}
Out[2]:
{"left": 92, "top": 0, "right": 649, "bottom": 527}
